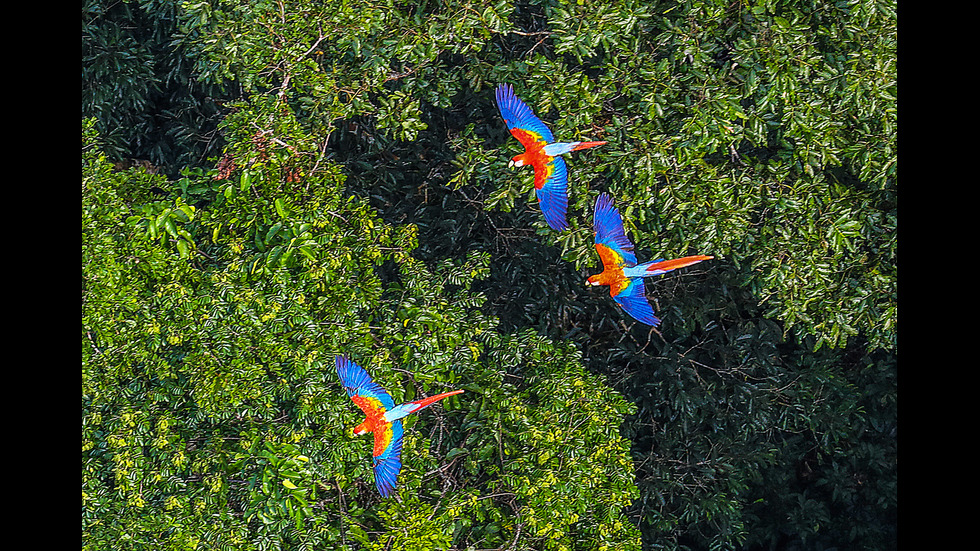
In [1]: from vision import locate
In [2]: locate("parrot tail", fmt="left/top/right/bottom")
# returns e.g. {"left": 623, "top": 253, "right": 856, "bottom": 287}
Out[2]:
{"left": 407, "top": 389, "right": 465, "bottom": 413}
{"left": 639, "top": 255, "right": 713, "bottom": 276}
{"left": 385, "top": 389, "right": 465, "bottom": 422}
{"left": 571, "top": 140, "right": 607, "bottom": 151}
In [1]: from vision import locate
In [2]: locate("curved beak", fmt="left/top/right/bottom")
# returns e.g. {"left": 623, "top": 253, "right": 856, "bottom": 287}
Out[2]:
{"left": 507, "top": 160, "right": 515, "bottom": 168}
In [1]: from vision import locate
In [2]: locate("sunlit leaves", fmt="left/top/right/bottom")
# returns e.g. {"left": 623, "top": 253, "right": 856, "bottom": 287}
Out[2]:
{"left": 126, "top": 196, "right": 197, "bottom": 257}
{"left": 375, "top": 90, "right": 428, "bottom": 142}
{"left": 83, "top": 83, "right": 642, "bottom": 549}
{"left": 245, "top": 442, "right": 317, "bottom": 530}
{"left": 447, "top": 330, "right": 642, "bottom": 550}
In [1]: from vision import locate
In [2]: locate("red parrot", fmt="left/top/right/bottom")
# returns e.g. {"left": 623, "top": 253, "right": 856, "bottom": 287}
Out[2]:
{"left": 495, "top": 83, "right": 606, "bottom": 231}
{"left": 335, "top": 355, "right": 463, "bottom": 497}
{"left": 587, "top": 193, "right": 713, "bottom": 326}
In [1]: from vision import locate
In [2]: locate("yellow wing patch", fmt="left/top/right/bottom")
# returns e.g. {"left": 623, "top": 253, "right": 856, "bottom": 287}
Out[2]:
{"left": 373, "top": 422, "right": 394, "bottom": 457}
{"left": 511, "top": 128, "right": 547, "bottom": 148}
{"left": 595, "top": 243, "right": 626, "bottom": 270}
{"left": 352, "top": 395, "right": 385, "bottom": 417}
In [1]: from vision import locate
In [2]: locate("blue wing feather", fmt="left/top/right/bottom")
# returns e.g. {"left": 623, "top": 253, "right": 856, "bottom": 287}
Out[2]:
{"left": 373, "top": 420, "right": 404, "bottom": 498}
{"left": 495, "top": 84, "right": 555, "bottom": 143}
{"left": 593, "top": 193, "right": 637, "bottom": 266}
{"left": 613, "top": 279, "right": 661, "bottom": 326}
{"left": 335, "top": 356, "right": 395, "bottom": 410}
{"left": 537, "top": 156, "right": 569, "bottom": 230}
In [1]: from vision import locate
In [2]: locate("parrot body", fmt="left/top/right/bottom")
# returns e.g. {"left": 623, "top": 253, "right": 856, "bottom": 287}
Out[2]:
{"left": 587, "top": 193, "right": 713, "bottom": 326}
{"left": 495, "top": 83, "right": 606, "bottom": 231}
{"left": 336, "top": 355, "right": 463, "bottom": 497}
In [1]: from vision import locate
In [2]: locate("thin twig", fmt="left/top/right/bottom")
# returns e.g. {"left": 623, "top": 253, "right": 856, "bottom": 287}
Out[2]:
{"left": 508, "top": 29, "right": 552, "bottom": 37}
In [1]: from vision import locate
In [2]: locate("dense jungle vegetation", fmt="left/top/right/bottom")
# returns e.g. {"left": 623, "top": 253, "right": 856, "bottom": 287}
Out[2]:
{"left": 82, "top": 0, "right": 897, "bottom": 549}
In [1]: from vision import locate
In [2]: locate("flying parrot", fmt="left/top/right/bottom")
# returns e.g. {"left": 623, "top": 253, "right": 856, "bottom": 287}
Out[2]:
{"left": 495, "top": 83, "right": 607, "bottom": 231}
{"left": 587, "top": 193, "right": 713, "bottom": 326}
{"left": 335, "top": 355, "right": 464, "bottom": 498}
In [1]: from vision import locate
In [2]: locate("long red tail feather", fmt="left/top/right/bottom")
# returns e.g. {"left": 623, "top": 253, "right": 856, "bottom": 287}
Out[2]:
{"left": 572, "top": 140, "right": 607, "bottom": 151}
{"left": 646, "top": 255, "right": 713, "bottom": 273}
{"left": 409, "top": 389, "right": 464, "bottom": 410}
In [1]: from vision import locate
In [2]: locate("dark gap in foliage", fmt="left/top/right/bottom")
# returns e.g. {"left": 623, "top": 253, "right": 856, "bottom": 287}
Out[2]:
{"left": 493, "top": 0, "right": 553, "bottom": 61}
{"left": 82, "top": 0, "right": 238, "bottom": 178}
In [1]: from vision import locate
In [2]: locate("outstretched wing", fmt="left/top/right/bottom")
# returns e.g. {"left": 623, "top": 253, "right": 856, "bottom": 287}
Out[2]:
{"left": 335, "top": 355, "right": 395, "bottom": 413}
{"left": 535, "top": 156, "right": 569, "bottom": 231}
{"left": 593, "top": 193, "right": 637, "bottom": 267}
{"left": 372, "top": 420, "right": 404, "bottom": 498}
{"left": 612, "top": 278, "right": 661, "bottom": 326}
{"left": 495, "top": 83, "right": 554, "bottom": 147}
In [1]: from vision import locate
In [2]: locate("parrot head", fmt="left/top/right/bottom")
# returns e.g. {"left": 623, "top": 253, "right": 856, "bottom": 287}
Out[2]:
{"left": 351, "top": 420, "right": 371, "bottom": 437}
{"left": 508, "top": 157, "right": 525, "bottom": 168}
{"left": 586, "top": 274, "right": 601, "bottom": 286}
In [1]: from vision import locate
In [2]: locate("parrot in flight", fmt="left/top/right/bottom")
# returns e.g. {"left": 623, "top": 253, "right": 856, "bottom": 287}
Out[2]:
{"left": 587, "top": 193, "right": 713, "bottom": 326}
{"left": 495, "top": 83, "right": 607, "bottom": 231}
{"left": 335, "top": 355, "right": 464, "bottom": 498}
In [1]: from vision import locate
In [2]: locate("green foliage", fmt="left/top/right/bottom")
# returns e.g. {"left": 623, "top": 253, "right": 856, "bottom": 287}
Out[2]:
{"left": 82, "top": 0, "right": 231, "bottom": 170}
{"left": 83, "top": 100, "right": 641, "bottom": 548}
{"left": 83, "top": 0, "right": 897, "bottom": 549}
{"left": 603, "top": 273, "right": 897, "bottom": 549}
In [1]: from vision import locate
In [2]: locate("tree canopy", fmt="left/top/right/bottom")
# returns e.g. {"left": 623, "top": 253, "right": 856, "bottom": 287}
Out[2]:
{"left": 82, "top": 0, "right": 896, "bottom": 549}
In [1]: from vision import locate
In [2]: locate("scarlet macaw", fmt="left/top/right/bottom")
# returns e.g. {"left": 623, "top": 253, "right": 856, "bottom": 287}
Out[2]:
{"left": 335, "top": 355, "right": 463, "bottom": 497}
{"left": 495, "top": 83, "right": 607, "bottom": 231}
{"left": 587, "top": 193, "right": 713, "bottom": 326}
